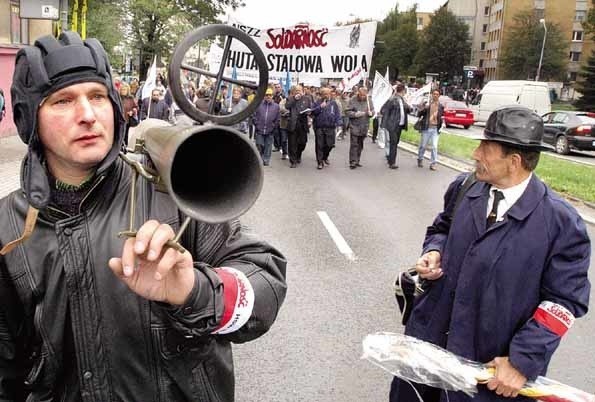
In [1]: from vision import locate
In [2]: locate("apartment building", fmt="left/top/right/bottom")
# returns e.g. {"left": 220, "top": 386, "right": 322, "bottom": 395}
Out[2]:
{"left": 415, "top": 12, "right": 433, "bottom": 31}
{"left": 0, "top": 0, "right": 54, "bottom": 137}
{"left": 447, "top": 0, "right": 594, "bottom": 87}
{"left": 446, "top": 0, "right": 490, "bottom": 69}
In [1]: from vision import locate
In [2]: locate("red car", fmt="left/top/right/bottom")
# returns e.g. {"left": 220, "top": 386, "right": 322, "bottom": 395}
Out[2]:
{"left": 442, "top": 101, "right": 474, "bottom": 129}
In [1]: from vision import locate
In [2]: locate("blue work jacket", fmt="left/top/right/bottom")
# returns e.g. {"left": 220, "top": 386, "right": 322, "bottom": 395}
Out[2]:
{"left": 406, "top": 174, "right": 591, "bottom": 402}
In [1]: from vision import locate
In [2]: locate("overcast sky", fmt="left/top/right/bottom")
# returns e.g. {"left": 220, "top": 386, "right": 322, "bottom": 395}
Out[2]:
{"left": 226, "top": 0, "right": 446, "bottom": 27}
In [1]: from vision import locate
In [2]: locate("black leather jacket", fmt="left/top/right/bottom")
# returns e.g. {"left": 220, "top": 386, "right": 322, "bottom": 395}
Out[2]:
{"left": 0, "top": 157, "right": 287, "bottom": 402}
{"left": 380, "top": 95, "right": 409, "bottom": 133}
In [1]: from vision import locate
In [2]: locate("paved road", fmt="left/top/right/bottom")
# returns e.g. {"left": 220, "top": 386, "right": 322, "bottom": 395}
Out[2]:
{"left": 232, "top": 136, "right": 595, "bottom": 401}
{"left": 1, "top": 133, "right": 594, "bottom": 400}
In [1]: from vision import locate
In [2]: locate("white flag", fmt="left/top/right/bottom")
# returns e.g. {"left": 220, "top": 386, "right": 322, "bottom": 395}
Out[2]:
{"left": 338, "top": 66, "right": 365, "bottom": 92}
{"left": 141, "top": 56, "right": 157, "bottom": 100}
{"left": 371, "top": 71, "right": 393, "bottom": 114}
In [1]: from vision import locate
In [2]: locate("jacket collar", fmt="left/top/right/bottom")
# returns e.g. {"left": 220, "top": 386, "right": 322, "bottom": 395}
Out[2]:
{"left": 465, "top": 174, "right": 545, "bottom": 232}
{"left": 40, "top": 157, "right": 124, "bottom": 221}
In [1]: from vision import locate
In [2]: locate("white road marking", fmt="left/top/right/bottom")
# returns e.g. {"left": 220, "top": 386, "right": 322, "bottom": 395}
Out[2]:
{"left": 317, "top": 211, "right": 356, "bottom": 261}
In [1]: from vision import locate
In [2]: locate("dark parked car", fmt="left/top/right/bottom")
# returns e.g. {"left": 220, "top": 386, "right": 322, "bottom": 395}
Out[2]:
{"left": 542, "top": 111, "right": 595, "bottom": 154}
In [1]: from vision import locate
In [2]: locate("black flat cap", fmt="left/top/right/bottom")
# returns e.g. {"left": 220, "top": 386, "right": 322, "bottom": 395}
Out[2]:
{"left": 471, "top": 106, "right": 554, "bottom": 151}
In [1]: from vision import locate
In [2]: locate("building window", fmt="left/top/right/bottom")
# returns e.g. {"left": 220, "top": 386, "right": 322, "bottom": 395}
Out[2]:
{"left": 418, "top": 17, "right": 423, "bottom": 25}
{"left": 481, "top": 42, "right": 486, "bottom": 50}
{"left": 570, "top": 51, "right": 581, "bottom": 62}
{"left": 569, "top": 72, "right": 578, "bottom": 81}
{"left": 484, "top": 6, "right": 490, "bottom": 16}
{"left": 572, "top": 31, "right": 584, "bottom": 41}
{"left": 576, "top": 0, "right": 588, "bottom": 10}
{"left": 483, "top": 24, "right": 488, "bottom": 33}
{"left": 479, "top": 59, "right": 484, "bottom": 68}
{"left": 10, "top": 0, "right": 21, "bottom": 44}
{"left": 575, "top": 10, "right": 587, "bottom": 21}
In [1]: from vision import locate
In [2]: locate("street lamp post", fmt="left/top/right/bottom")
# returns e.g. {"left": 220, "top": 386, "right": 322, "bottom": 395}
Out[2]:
{"left": 536, "top": 18, "right": 547, "bottom": 81}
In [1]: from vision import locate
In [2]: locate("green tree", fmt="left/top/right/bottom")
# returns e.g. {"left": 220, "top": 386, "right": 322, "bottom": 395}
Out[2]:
{"left": 573, "top": 0, "right": 595, "bottom": 110}
{"left": 413, "top": 6, "right": 471, "bottom": 80}
{"left": 573, "top": 51, "right": 595, "bottom": 111}
{"left": 581, "top": 0, "right": 595, "bottom": 37}
{"left": 499, "top": 9, "right": 566, "bottom": 81}
{"left": 129, "top": 0, "right": 243, "bottom": 80}
{"left": 72, "top": 0, "right": 126, "bottom": 67}
{"left": 371, "top": 4, "right": 419, "bottom": 80}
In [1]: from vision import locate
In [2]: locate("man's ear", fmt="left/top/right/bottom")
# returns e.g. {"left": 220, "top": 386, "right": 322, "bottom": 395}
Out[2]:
{"left": 509, "top": 152, "right": 523, "bottom": 171}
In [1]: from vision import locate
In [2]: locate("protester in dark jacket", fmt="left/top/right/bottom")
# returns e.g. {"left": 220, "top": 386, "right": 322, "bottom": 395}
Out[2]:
{"left": 0, "top": 88, "right": 5, "bottom": 122}
{"left": 140, "top": 88, "right": 170, "bottom": 121}
{"left": 311, "top": 87, "right": 342, "bottom": 169}
{"left": 346, "top": 86, "right": 374, "bottom": 169}
{"left": 285, "top": 85, "right": 312, "bottom": 168}
{"left": 1, "top": 31, "right": 287, "bottom": 402}
{"left": 252, "top": 88, "right": 280, "bottom": 166}
{"left": 121, "top": 94, "right": 139, "bottom": 148}
{"left": 381, "top": 83, "right": 409, "bottom": 169}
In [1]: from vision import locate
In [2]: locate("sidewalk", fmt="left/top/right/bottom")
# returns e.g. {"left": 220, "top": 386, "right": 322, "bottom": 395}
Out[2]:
{"left": 0, "top": 135, "right": 26, "bottom": 197}
{"left": 1, "top": 134, "right": 594, "bottom": 225}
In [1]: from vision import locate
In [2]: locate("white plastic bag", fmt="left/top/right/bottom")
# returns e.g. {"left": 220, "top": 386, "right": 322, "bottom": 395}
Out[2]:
{"left": 362, "top": 332, "right": 595, "bottom": 402}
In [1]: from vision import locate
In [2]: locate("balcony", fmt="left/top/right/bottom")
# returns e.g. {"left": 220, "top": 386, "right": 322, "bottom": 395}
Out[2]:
{"left": 576, "top": 0, "right": 588, "bottom": 11}
{"left": 486, "top": 40, "right": 500, "bottom": 51}
{"left": 489, "top": 21, "right": 502, "bottom": 32}
{"left": 484, "top": 59, "right": 498, "bottom": 69}
{"left": 570, "top": 42, "right": 584, "bottom": 52}
{"left": 491, "top": 1, "right": 504, "bottom": 13}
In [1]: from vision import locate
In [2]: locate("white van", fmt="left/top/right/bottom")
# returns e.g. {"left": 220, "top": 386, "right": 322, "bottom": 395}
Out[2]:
{"left": 469, "top": 80, "right": 551, "bottom": 123}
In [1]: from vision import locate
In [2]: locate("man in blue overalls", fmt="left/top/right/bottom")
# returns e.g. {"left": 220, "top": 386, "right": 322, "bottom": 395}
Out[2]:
{"left": 390, "top": 106, "right": 591, "bottom": 402}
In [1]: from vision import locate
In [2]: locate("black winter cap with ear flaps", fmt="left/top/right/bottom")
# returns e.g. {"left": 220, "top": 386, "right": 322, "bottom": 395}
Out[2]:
{"left": 10, "top": 31, "right": 126, "bottom": 210}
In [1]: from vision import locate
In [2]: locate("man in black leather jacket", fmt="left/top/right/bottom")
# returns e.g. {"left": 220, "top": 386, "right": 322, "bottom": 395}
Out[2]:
{"left": 0, "top": 32, "right": 287, "bottom": 402}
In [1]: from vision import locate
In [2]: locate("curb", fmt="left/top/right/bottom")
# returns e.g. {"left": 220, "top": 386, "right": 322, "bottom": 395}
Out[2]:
{"left": 397, "top": 141, "right": 595, "bottom": 226}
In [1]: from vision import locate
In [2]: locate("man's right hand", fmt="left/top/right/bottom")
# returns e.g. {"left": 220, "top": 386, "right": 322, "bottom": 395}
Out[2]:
{"left": 416, "top": 250, "right": 443, "bottom": 280}
{"left": 108, "top": 220, "right": 195, "bottom": 306}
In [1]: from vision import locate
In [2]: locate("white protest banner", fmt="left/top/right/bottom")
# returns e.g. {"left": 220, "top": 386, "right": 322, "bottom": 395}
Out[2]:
{"left": 209, "top": 18, "right": 377, "bottom": 84}
{"left": 371, "top": 71, "right": 393, "bottom": 113}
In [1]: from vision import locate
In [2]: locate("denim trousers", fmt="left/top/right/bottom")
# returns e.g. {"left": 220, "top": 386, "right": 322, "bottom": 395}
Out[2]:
{"left": 417, "top": 127, "right": 439, "bottom": 165}
{"left": 255, "top": 133, "right": 273, "bottom": 164}
{"left": 279, "top": 128, "right": 288, "bottom": 155}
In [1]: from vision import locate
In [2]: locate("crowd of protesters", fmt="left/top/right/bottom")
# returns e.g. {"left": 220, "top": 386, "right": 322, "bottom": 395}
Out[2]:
{"left": 118, "top": 72, "right": 443, "bottom": 172}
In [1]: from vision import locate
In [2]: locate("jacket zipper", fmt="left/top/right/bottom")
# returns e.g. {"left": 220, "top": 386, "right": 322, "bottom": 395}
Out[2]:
{"left": 78, "top": 175, "right": 106, "bottom": 215}
{"left": 263, "top": 103, "right": 269, "bottom": 134}
{"left": 45, "top": 175, "right": 106, "bottom": 218}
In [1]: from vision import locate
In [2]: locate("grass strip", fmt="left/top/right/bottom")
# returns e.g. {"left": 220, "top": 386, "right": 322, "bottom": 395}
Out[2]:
{"left": 400, "top": 128, "right": 595, "bottom": 203}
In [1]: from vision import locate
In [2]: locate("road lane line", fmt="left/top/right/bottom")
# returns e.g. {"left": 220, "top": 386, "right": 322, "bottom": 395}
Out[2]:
{"left": 317, "top": 211, "right": 356, "bottom": 261}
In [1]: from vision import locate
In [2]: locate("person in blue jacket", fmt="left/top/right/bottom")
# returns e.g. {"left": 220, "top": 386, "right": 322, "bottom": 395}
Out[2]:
{"left": 311, "top": 87, "right": 342, "bottom": 169}
{"left": 390, "top": 106, "right": 591, "bottom": 402}
{"left": 252, "top": 88, "right": 280, "bottom": 166}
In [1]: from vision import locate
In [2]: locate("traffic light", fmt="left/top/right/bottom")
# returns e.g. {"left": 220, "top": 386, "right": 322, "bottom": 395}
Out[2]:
{"left": 439, "top": 72, "right": 449, "bottom": 86}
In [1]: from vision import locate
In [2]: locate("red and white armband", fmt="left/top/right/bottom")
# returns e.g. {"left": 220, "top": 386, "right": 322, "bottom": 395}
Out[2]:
{"left": 212, "top": 267, "right": 255, "bottom": 335}
{"left": 533, "top": 301, "right": 575, "bottom": 337}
